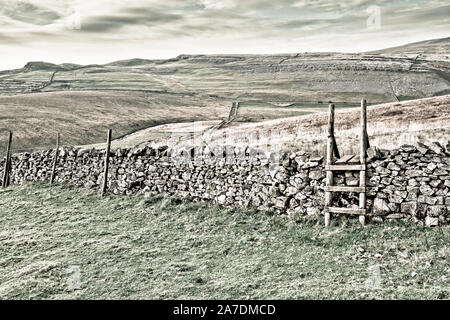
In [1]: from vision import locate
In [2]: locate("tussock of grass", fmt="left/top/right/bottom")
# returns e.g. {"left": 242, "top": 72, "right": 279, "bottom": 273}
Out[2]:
{"left": 0, "top": 183, "right": 448, "bottom": 299}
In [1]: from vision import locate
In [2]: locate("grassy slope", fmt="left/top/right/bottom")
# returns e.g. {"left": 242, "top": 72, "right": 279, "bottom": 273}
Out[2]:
{"left": 212, "top": 95, "right": 450, "bottom": 155}
{"left": 114, "top": 95, "right": 450, "bottom": 155}
{"left": 1, "top": 38, "right": 449, "bottom": 102}
{"left": 0, "top": 183, "right": 448, "bottom": 299}
{"left": 1, "top": 93, "right": 448, "bottom": 156}
{"left": 235, "top": 101, "right": 360, "bottom": 122}
{"left": 0, "top": 90, "right": 228, "bottom": 154}
{"left": 368, "top": 37, "right": 450, "bottom": 57}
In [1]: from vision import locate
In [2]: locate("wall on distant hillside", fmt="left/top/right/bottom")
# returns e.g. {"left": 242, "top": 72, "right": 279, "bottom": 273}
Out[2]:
{"left": 1, "top": 141, "right": 449, "bottom": 226}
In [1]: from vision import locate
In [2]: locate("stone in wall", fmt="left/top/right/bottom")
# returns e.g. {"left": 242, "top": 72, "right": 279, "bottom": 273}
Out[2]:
{"left": 0, "top": 140, "right": 449, "bottom": 225}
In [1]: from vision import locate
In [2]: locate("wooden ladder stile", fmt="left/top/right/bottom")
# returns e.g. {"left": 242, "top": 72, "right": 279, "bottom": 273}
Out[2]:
{"left": 324, "top": 99, "right": 369, "bottom": 227}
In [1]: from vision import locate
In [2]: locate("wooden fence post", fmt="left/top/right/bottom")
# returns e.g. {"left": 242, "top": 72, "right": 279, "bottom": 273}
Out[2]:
{"left": 101, "top": 129, "right": 112, "bottom": 196}
{"left": 359, "top": 99, "right": 367, "bottom": 226}
{"left": 324, "top": 104, "right": 335, "bottom": 227}
{"left": 2, "top": 131, "right": 12, "bottom": 188}
{"left": 50, "top": 133, "right": 60, "bottom": 184}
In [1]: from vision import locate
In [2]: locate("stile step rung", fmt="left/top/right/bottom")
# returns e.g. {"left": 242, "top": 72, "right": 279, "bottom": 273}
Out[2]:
{"left": 324, "top": 186, "right": 365, "bottom": 193}
{"left": 325, "top": 164, "right": 366, "bottom": 171}
{"left": 325, "top": 207, "right": 367, "bottom": 215}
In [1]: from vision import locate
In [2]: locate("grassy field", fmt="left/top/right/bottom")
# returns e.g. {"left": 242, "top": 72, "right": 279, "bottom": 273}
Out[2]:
{"left": 0, "top": 90, "right": 229, "bottom": 155}
{"left": 0, "top": 92, "right": 363, "bottom": 154}
{"left": 201, "top": 95, "right": 450, "bottom": 155}
{"left": 0, "top": 183, "right": 448, "bottom": 299}
{"left": 235, "top": 101, "right": 360, "bottom": 122}
{"left": 111, "top": 94, "right": 450, "bottom": 156}
{"left": 0, "top": 92, "right": 361, "bottom": 154}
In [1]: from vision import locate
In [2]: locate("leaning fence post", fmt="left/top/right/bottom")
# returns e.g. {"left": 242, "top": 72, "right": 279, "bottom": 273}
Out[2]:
{"left": 2, "top": 131, "right": 12, "bottom": 188}
{"left": 101, "top": 129, "right": 112, "bottom": 196}
{"left": 50, "top": 133, "right": 60, "bottom": 184}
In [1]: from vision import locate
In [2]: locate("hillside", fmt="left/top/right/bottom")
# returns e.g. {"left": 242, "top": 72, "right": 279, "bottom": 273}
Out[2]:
{"left": 0, "top": 183, "right": 448, "bottom": 299}
{"left": 368, "top": 37, "right": 450, "bottom": 60}
{"left": 0, "top": 37, "right": 448, "bottom": 154}
{"left": 205, "top": 95, "right": 450, "bottom": 155}
{"left": 1, "top": 37, "right": 449, "bottom": 104}
{"left": 1, "top": 93, "right": 448, "bottom": 156}
{"left": 86, "top": 95, "right": 450, "bottom": 156}
{"left": 0, "top": 90, "right": 228, "bottom": 154}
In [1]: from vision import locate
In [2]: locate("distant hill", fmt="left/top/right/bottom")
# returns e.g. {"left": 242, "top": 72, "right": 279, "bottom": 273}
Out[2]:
{"left": 22, "top": 61, "right": 66, "bottom": 71}
{"left": 0, "top": 37, "right": 448, "bottom": 103}
{"left": 105, "top": 58, "right": 155, "bottom": 67}
{"left": 368, "top": 37, "right": 450, "bottom": 56}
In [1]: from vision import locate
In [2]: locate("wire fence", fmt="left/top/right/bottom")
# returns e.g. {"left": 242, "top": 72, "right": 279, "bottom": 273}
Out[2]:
{"left": 0, "top": 129, "right": 113, "bottom": 193}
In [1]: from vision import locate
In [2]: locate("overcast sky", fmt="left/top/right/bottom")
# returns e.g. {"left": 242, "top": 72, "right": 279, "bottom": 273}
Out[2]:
{"left": 0, "top": 0, "right": 449, "bottom": 70}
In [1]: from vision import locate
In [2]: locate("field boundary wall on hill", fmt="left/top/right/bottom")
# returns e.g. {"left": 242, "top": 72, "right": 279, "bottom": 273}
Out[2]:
{"left": 1, "top": 141, "right": 449, "bottom": 226}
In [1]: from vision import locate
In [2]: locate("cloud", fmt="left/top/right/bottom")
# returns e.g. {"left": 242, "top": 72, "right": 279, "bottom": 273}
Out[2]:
{"left": 0, "top": 32, "right": 19, "bottom": 43}
{"left": 80, "top": 9, "right": 183, "bottom": 32}
{"left": 0, "top": 0, "right": 448, "bottom": 70}
{"left": 1, "top": 0, "right": 61, "bottom": 25}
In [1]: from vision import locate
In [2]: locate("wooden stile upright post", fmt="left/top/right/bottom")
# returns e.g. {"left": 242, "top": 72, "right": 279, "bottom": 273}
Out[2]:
{"left": 50, "top": 133, "right": 60, "bottom": 184}
{"left": 364, "top": 100, "right": 370, "bottom": 149}
{"left": 101, "top": 129, "right": 112, "bottom": 196}
{"left": 324, "top": 98, "right": 370, "bottom": 227}
{"left": 359, "top": 99, "right": 368, "bottom": 226}
{"left": 324, "top": 104, "right": 335, "bottom": 227}
{"left": 332, "top": 136, "right": 340, "bottom": 159}
{"left": 2, "top": 131, "right": 12, "bottom": 188}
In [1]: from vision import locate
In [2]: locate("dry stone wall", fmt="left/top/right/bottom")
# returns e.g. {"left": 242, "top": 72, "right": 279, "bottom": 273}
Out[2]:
{"left": 1, "top": 141, "right": 449, "bottom": 226}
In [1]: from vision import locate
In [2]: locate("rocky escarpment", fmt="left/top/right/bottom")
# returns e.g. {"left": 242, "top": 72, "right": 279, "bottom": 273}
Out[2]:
{"left": 1, "top": 45, "right": 449, "bottom": 102}
{"left": 1, "top": 141, "right": 449, "bottom": 226}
